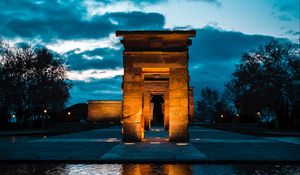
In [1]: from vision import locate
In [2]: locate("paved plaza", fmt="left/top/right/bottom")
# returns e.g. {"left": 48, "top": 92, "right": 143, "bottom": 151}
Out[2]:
{"left": 0, "top": 126, "right": 299, "bottom": 163}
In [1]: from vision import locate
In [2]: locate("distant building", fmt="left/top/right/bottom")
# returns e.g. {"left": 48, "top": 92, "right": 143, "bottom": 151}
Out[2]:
{"left": 88, "top": 100, "right": 122, "bottom": 122}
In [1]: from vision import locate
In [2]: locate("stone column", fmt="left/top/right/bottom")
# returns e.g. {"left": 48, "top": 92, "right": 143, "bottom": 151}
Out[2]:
{"left": 143, "top": 91, "right": 151, "bottom": 130}
{"left": 122, "top": 67, "right": 143, "bottom": 141}
{"left": 169, "top": 68, "right": 189, "bottom": 141}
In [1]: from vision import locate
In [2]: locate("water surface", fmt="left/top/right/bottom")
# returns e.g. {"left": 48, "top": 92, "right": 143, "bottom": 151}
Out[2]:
{"left": 0, "top": 164, "right": 299, "bottom": 175}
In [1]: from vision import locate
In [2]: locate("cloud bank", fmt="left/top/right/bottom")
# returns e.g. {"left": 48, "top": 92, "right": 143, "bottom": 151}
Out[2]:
{"left": 0, "top": 0, "right": 280, "bottom": 105}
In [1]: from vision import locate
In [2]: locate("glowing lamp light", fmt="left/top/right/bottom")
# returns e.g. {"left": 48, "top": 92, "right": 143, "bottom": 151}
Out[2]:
{"left": 236, "top": 113, "right": 239, "bottom": 117}
{"left": 12, "top": 114, "right": 16, "bottom": 118}
{"left": 109, "top": 138, "right": 117, "bottom": 141}
{"left": 221, "top": 114, "right": 224, "bottom": 118}
{"left": 106, "top": 138, "right": 119, "bottom": 142}
{"left": 43, "top": 109, "right": 47, "bottom": 114}
{"left": 176, "top": 143, "right": 188, "bottom": 146}
{"left": 67, "top": 112, "right": 71, "bottom": 116}
{"left": 124, "top": 142, "right": 135, "bottom": 145}
{"left": 257, "top": 112, "right": 261, "bottom": 116}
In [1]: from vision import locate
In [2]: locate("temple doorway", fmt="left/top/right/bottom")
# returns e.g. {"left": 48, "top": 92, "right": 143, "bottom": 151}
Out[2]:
{"left": 145, "top": 94, "right": 168, "bottom": 141}
{"left": 151, "top": 95, "right": 164, "bottom": 126}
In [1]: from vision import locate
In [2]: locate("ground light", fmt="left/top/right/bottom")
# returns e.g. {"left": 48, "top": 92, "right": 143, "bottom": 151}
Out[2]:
{"left": 124, "top": 142, "right": 135, "bottom": 145}
{"left": 106, "top": 138, "right": 119, "bottom": 142}
{"left": 176, "top": 143, "right": 188, "bottom": 146}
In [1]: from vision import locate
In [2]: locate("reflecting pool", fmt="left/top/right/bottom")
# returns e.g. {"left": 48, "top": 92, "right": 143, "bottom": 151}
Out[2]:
{"left": 0, "top": 164, "right": 299, "bottom": 175}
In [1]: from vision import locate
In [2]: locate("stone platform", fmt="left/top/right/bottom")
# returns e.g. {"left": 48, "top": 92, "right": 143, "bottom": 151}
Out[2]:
{"left": 0, "top": 126, "right": 299, "bottom": 163}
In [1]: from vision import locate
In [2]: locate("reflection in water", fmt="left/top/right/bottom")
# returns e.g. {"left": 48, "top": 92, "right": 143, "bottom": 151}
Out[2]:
{"left": 64, "top": 164, "right": 122, "bottom": 175}
{"left": 122, "top": 164, "right": 192, "bottom": 175}
{"left": 0, "top": 164, "right": 299, "bottom": 175}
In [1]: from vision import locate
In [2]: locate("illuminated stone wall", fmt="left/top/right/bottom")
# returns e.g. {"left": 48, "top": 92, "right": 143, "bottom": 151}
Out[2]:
{"left": 88, "top": 100, "right": 122, "bottom": 122}
{"left": 116, "top": 30, "right": 196, "bottom": 142}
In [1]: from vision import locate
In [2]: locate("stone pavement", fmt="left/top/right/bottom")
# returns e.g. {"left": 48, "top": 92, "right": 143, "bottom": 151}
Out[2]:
{"left": 0, "top": 126, "right": 299, "bottom": 163}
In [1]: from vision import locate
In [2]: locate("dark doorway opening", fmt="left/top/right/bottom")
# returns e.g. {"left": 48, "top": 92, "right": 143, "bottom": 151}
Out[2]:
{"left": 151, "top": 95, "right": 164, "bottom": 126}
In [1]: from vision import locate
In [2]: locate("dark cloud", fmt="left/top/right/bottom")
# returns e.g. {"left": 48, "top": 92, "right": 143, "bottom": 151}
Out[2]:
{"left": 93, "top": 0, "right": 220, "bottom": 7}
{"left": 93, "top": 0, "right": 167, "bottom": 6}
{"left": 284, "top": 30, "right": 300, "bottom": 36}
{"left": 189, "top": 27, "right": 274, "bottom": 99}
{"left": 65, "top": 48, "right": 123, "bottom": 70}
{"left": 0, "top": 1, "right": 86, "bottom": 38}
{"left": 173, "top": 25, "right": 193, "bottom": 30}
{"left": 105, "top": 12, "right": 165, "bottom": 30}
{"left": 69, "top": 76, "right": 122, "bottom": 104}
{"left": 2, "top": 11, "right": 164, "bottom": 42}
{"left": 0, "top": 0, "right": 165, "bottom": 42}
{"left": 190, "top": 27, "right": 273, "bottom": 62}
{"left": 186, "top": 0, "right": 221, "bottom": 7}
{"left": 272, "top": 1, "right": 300, "bottom": 20}
{"left": 72, "top": 76, "right": 122, "bottom": 93}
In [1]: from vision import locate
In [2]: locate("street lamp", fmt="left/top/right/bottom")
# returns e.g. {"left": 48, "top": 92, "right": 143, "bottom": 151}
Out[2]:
{"left": 43, "top": 109, "right": 47, "bottom": 114}
{"left": 221, "top": 114, "right": 224, "bottom": 118}
{"left": 67, "top": 112, "right": 71, "bottom": 116}
{"left": 257, "top": 112, "right": 261, "bottom": 116}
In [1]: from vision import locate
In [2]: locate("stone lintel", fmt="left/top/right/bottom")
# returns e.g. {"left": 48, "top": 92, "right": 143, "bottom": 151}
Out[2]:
{"left": 116, "top": 30, "right": 196, "bottom": 36}
{"left": 123, "top": 51, "right": 188, "bottom": 55}
{"left": 116, "top": 30, "right": 196, "bottom": 52}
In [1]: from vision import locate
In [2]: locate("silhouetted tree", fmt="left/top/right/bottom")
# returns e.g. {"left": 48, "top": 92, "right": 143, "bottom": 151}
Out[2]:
{"left": 197, "top": 87, "right": 219, "bottom": 121}
{"left": 225, "top": 40, "right": 300, "bottom": 127}
{"left": 197, "top": 87, "right": 234, "bottom": 122}
{"left": 0, "top": 41, "right": 71, "bottom": 124}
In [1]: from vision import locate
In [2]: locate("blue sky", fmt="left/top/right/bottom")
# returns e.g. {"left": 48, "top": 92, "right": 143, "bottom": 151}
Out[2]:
{"left": 0, "top": 0, "right": 299, "bottom": 105}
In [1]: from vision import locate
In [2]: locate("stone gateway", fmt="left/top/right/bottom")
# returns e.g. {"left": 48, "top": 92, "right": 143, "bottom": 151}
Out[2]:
{"left": 87, "top": 30, "right": 195, "bottom": 142}
{"left": 117, "top": 30, "right": 195, "bottom": 142}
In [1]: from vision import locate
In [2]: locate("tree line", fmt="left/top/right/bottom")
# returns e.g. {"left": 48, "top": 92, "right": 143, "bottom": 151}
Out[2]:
{"left": 197, "top": 40, "right": 300, "bottom": 129}
{"left": 0, "top": 41, "right": 71, "bottom": 125}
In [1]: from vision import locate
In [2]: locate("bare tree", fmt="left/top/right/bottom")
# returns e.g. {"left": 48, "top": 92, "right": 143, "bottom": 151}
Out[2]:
{"left": 0, "top": 41, "right": 71, "bottom": 124}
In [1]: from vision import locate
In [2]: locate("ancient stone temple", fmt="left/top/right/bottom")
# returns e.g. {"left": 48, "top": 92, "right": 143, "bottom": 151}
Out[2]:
{"left": 116, "top": 30, "right": 196, "bottom": 142}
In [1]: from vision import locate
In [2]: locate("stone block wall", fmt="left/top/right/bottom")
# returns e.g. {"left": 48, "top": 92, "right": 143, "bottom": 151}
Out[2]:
{"left": 88, "top": 100, "right": 122, "bottom": 122}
